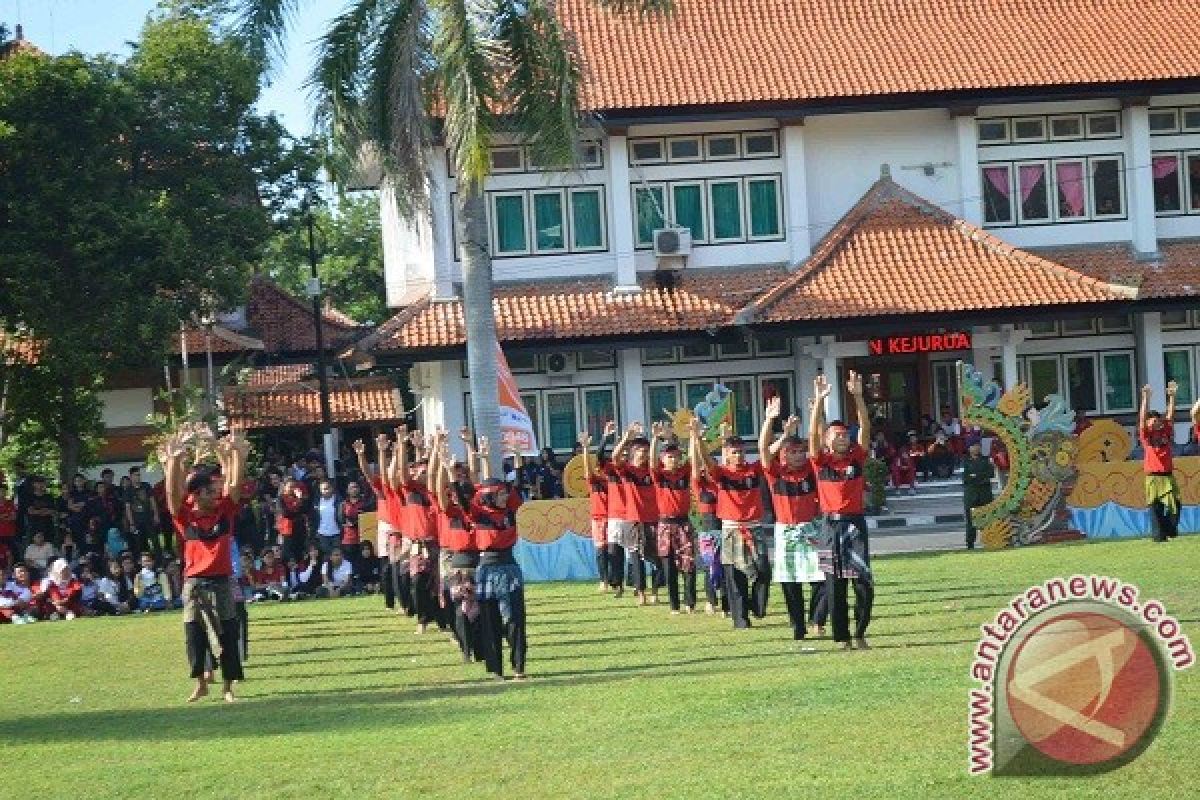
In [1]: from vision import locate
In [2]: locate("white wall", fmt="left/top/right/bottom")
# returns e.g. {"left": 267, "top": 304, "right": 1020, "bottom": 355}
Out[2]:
{"left": 100, "top": 388, "right": 154, "bottom": 429}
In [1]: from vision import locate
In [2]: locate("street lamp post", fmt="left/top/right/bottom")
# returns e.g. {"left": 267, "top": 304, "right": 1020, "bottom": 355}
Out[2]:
{"left": 305, "top": 203, "right": 337, "bottom": 476}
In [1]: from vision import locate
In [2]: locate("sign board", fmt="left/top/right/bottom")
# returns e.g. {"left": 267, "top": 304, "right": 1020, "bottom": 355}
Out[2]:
{"left": 868, "top": 332, "right": 972, "bottom": 356}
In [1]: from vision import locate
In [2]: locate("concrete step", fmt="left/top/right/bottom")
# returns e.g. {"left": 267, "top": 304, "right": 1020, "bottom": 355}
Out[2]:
{"left": 866, "top": 512, "right": 965, "bottom": 530}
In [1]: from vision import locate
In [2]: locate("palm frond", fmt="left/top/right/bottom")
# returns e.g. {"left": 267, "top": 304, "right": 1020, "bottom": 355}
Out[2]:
{"left": 233, "top": 0, "right": 307, "bottom": 67}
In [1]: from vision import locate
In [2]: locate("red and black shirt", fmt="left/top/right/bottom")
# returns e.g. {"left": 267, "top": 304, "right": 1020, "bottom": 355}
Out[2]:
{"left": 402, "top": 481, "right": 437, "bottom": 541}
{"left": 175, "top": 496, "right": 236, "bottom": 579}
{"left": 812, "top": 444, "right": 867, "bottom": 516}
{"left": 588, "top": 473, "right": 608, "bottom": 520}
{"left": 766, "top": 460, "right": 819, "bottom": 524}
{"left": 1140, "top": 424, "right": 1174, "bottom": 474}
{"left": 602, "top": 464, "right": 627, "bottom": 521}
{"left": 710, "top": 463, "right": 765, "bottom": 523}
{"left": 470, "top": 491, "right": 522, "bottom": 551}
{"left": 617, "top": 464, "right": 658, "bottom": 524}
{"left": 653, "top": 467, "right": 692, "bottom": 520}
{"left": 341, "top": 498, "right": 365, "bottom": 545}
{"left": 438, "top": 498, "right": 476, "bottom": 553}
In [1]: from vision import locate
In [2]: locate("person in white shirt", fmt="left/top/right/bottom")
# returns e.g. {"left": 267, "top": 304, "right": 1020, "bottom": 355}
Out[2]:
{"left": 315, "top": 480, "right": 342, "bottom": 557}
{"left": 320, "top": 548, "right": 355, "bottom": 597}
{"left": 23, "top": 531, "right": 57, "bottom": 578}
{"left": 94, "top": 558, "right": 132, "bottom": 615}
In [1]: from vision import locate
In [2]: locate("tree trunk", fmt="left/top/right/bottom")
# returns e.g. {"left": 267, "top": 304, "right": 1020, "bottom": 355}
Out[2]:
{"left": 457, "top": 188, "right": 503, "bottom": 476}
{"left": 59, "top": 429, "right": 81, "bottom": 489}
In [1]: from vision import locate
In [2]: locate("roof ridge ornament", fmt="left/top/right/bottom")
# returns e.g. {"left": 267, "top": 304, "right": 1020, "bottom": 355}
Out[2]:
{"left": 880, "top": 163, "right": 892, "bottom": 180}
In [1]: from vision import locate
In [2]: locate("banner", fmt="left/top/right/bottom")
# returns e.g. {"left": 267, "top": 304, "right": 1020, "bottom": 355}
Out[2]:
{"left": 496, "top": 342, "right": 539, "bottom": 456}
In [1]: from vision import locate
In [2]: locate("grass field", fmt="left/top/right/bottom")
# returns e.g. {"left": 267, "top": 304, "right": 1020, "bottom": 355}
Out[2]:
{"left": 1, "top": 537, "right": 1197, "bottom": 798}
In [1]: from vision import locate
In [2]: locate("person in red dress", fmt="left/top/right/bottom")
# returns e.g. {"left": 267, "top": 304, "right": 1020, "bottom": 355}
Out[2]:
{"left": 1139, "top": 382, "right": 1180, "bottom": 542}
{"left": 162, "top": 429, "right": 249, "bottom": 703}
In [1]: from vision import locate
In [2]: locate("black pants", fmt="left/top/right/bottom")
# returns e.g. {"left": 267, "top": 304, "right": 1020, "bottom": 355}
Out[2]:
{"left": 382, "top": 559, "right": 397, "bottom": 609}
{"left": 606, "top": 543, "right": 625, "bottom": 590}
{"left": 186, "top": 617, "right": 244, "bottom": 682}
{"left": 664, "top": 559, "right": 697, "bottom": 611}
{"left": 412, "top": 569, "right": 436, "bottom": 625}
{"left": 704, "top": 564, "right": 727, "bottom": 610}
{"left": 283, "top": 534, "right": 306, "bottom": 566}
{"left": 595, "top": 544, "right": 609, "bottom": 584}
{"left": 826, "top": 575, "right": 873, "bottom": 642}
{"left": 780, "top": 582, "right": 807, "bottom": 639}
{"left": 236, "top": 601, "right": 249, "bottom": 662}
{"left": 454, "top": 605, "right": 482, "bottom": 663}
{"left": 1150, "top": 499, "right": 1179, "bottom": 542}
{"left": 724, "top": 566, "right": 751, "bottom": 629}
{"left": 396, "top": 568, "right": 414, "bottom": 615}
{"left": 808, "top": 581, "right": 828, "bottom": 626}
{"left": 480, "top": 591, "right": 526, "bottom": 677}
{"left": 750, "top": 547, "right": 771, "bottom": 619}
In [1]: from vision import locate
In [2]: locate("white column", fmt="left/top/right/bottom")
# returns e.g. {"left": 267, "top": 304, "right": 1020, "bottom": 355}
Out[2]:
{"left": 607, "top": 133, "right": 639, "bottom": 292}
{"left": 1000, "top": 325, "right": 1019, "bottom": 391}
{"left": 792, "top": 337, "right": 818, "bottom": 415}
{"left": 415, "top": 361, "right": 468, "bottom": 457}
{"left": 429, "top": 146, "right": 456, "bottom": 299}
{"left": 955, "top": 113, "right": 982, "bottom": 225}
{"left": 782, "top": 123, "right": 812, "bottom": 266}
{"left": 617, "top": 348, "right": 645, "bottom": 425}
{"left": 1137, "top": 311, "right": 1166, "bottom": 401}
{"left": 818, "top": 335, "right": 843, "bottom": 421}
{"left": 970, "top": 325, "right": 992, "bottom": 376}
{"left": 1123, "top": 104, "right": 1159, "bottom": 257}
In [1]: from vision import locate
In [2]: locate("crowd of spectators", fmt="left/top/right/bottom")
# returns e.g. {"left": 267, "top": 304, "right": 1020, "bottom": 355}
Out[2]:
{"left": 0, "top": 448, "right": 389, "bottom": 624}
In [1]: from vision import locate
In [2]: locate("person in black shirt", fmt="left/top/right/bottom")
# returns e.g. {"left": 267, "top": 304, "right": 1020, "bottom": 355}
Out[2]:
{"left": 24, "top": 477, "right": 58, "bottom": 546}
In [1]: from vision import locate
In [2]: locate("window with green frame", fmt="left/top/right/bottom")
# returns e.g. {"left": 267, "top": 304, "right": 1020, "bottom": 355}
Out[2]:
{"left": 544, "top": 391, "right": 578, "bottom": 451}
{"left": 493, "top": 194, "right": 527, "bottom": 254}
{"left": 760, "top": 375, "right": 793, "bottom": 431}
{"left": 532, "top": 191, "right": 565, "bottom": 251}
{"left": 520, "top": 393, "right": 539, "bottom": 444}
{"left": 570, "top": 189, "right": 604, "bottom": 250}
{"left": 1102, "top": 353, "right": 1135, "bottom": 411}
{"left": 684, "top": 381, "right": 714, "bottom": 413}
{"left": 671, "top": 183, "right": 705, "bottom": 241}
{"left": 1164, "top": 350, "right": 1194, "bottom": 406}
{"left": 635, "top": 186, "right": 665, "bottom": 245}
{"left": 1028, "top": 357, "right": 1061, "bottom": 405}
{"left": 723, "top": 378, "right": 754, "bottom": 436}
{"left": 709, "top": 181, "right": 743, "bottom": 240}
{"left": 583, "top": 388, "right": 617, "bottom": 440}
{"left": 747, "top": 177, "right": 781, "bottom": 238}
{"left": 645, "top": 384, "right": 679, "bottom": 425}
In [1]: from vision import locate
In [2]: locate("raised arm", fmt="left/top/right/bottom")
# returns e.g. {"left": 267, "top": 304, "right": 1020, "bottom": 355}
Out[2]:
{"left": 1166, "top": 380, "right": 1179, "bottom": 422}
{"left": 759, "top": 396, "right": 782, "bottom": 468}
{"left": 649, "top": 421, "right": 665, "bottom": 467}
{"left": 161, "top": 432, "right": 188, "bottom": 518}
{"left": 611, "top": 423, "right": 638, "bottom": 467}
{"left": 688, "top": 414, "right": 716, "bottom": 473}
{"left": 427, "top": 429, "right": 444, "bottom": 493}
{"left": 1139, "top": 384, "right": 1152, "bottom": 431}
{"left": 810, "top": 375, "right": 831, "bottom": 458}
{"left": 459, "top": 427, "right": 478, "bottom": 484}
{"left": 433, "top": 435, "right": 452, "bottom": 508}
{"left": 770, "top": 414, "right": 802, "bottom": 456}
{"left": 353, "top": 438, "right": 371, "bottom": 483}
{"left": 848, "top": 370, "right": 869, "bottom": 449}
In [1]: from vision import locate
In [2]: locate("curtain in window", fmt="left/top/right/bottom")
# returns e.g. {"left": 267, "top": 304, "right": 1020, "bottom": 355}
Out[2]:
{"left": 672, "top": 185, "right": 705, "bottom": 240}
{"left": 1018, "top": 164, "right": 1048, "bottom": 219}
{"left": 533, "top": 193, "right": 564, "bottom": 250}
{"left": 1153, "top": 155, "right": 1179, "bottom": 180}
{"left": 571, "top": 191, "right": 603, "bottom": 249}
{"left": 983, "top": 166, "right": 1011, "bottom": 197}
{"left": 1055, "top": 162, "right": 1086, "bottom": 217}
{"left": 1102, "top": 354, "right": 1133, "bottom": 411}
{"left": 747, "top": 179, "right": 780, "bottom": 236}
{"left": 710, "top": 182, "right": 742, "bottom": 239}
{"left": 1018, "top": 165, "right": 1044, "bottom": 202}
{"left": 495, "top": 195, "right": 527, "bottom": 252}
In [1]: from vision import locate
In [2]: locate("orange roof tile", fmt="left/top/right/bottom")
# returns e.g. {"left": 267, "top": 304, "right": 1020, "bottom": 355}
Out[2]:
{"left": 170, "top": 324, "right": 264, "bottom": 356}
{"left": 223, "top": 376, "right": 404, "bottom": 430}
{"left": 1040, "top": 241, "right": 1200, "bottom": 301}
{"left": 559, "top": 0, "right": 1200, "bottom": 112}
{"left": 369, "top": 268, "right": 785, "bottom": 353}
{"left": 741, "top": 176, "right": 1136, "bottom": 324}
{"left": 246, "top": 276, "right": 364, "bottom": 354}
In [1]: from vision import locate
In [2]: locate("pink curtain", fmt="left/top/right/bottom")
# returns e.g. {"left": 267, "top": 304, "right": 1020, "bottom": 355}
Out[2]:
{"left": 1153, "top": 155, "right": 1179, "bottom": 180}
{"left": 983, "top": 166, "right": 1010, "bottom": 197}
{"left": 1018, "top": 164, "right": 1045, "bottom": 202}
{"left": 1055, "top": 162, "right": 1085, "bottom": 217}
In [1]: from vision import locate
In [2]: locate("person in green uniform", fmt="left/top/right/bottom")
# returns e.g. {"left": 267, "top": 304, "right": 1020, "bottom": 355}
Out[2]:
{"left": 962, "top": 441, "right": 994, "bottom": 550}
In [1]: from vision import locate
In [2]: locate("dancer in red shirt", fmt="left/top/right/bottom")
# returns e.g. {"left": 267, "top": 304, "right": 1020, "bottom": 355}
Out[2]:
{"left": 610, "top": 423, "right": 659, "bottom": 605}
{"left": 650, "top": 423, "right": 696, "bottom": 614}
{"left": 1140, "top": 382, "right": 1180, "bottom": 542}
{"left": 809, "top": 372, "right": 873, "bottom": 650}
{"left": 432, "top": 430, "right": 482, "bottom": 664}
{"left": 580, "top": 423, "right": 616, "bottom": 592}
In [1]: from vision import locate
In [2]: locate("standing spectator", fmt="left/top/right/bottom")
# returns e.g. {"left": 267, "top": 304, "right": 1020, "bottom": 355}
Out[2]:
{"left": 124, "top": 476, "right": 160, "bottom": 560}
{"left": 536, "top": 448, "right": 564, "bottom": 499}
{"left": 90, "top": 482, "right": 122, "bottom": 547}
{"left": 0, "top": 484, "right": 18, "bottom": 563}
{"left": 962, "top": 441, "right": 994, "bottom": 550}
{"left": 319, "top": 547, "right": 355, "bottom": 597}
{"left": 94, "top": 558, "right": 133, "bottom": 614}
{"left": 23, "top": 477, "right": 58, "bottom": 547}
{"left": 314, "top": 479, "right": 342, "bottom": 556}
{"left": 340, "top": 481, "right": 365, "bottom": 572}
{"left": 0, "top": 564, "right": 37, "bottom": 624}
{"left": 11, "top": 462, "right": 34, "bottom": 541}
{"left": 104, "top": 523, "right": 128, "bottom": 561}
{"left": 278, "top": 478, "right": 309, "bottom": 565}
{"left": 23, "top": 531, "right": 57, "bottom": 579}
{"left": 62, "top": 474, "right": 92, "bottom": 541}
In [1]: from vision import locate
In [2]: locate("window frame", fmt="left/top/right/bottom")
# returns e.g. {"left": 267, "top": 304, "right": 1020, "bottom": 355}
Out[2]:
{"left": 581, "top": 386, "right": 619, "bottom": 440}
{"left": 629, "top": 138, "right": 666, "bottom": 166}
{"left": 981, "top": 162, "right": 1016, "bottom": 225}
{"left": 1060, "top": 317, "right": 1098, "bottom": 336}
{"left": 541, "top": 388, "right": 582, "bottom": 453}
{"left": 1064, "top": 353, "right": 1100, "bottom": 413}
{"left": 669, "top": 180, "right": 708, "bottom": 243}
{"left": 1014, "top": 159, "right": 1052, "bottom": 225}
{"left": 977, "top": 118, "right": 1011, "bottom": 145}
{"left": 644, "top": 381, "right": 681, "bottom": 426}
{"left": 490, "top": 190, "right": 531, "bottom": 256}
{"left": 577, "top": 349, "right": 617, "bottom": 369}
{"left": 1163, "top": 347, "right": 1195, "bottom": 408}
{"left": 1097, "top": 314, "right": 1133, "bottom": 333}
{"left": 1101, "top": 351, "right": 1137, "bottom": 414}
{"left": 1088, "top": 155, "right": 1126, "bottom": 220}
{"left": 1011, "top": 116, "right": 1047, "bottom": 143}
{"left": 632, "top": 183, "right": 668, "bottom": 248}
{"left": 1048, "top": 114, "right": 1084, "bottom": 141}
{"left": 1025, "top": 320, "right": 1059, "bottom": 338}
{"left": 708, "top": 178, "right": 746, "bottom": 242}
{"left": 489, "top": 146, "right": 525, "bottom": 173}
{"left": 1085, "top": 112, "right": 1121, "bottom": 139}
{"left": 1052, "top": 157, "right": 1090, "bottom": 221}
{"left": 742, "top": 131, "right": 780, "bottom": 158}
{"left": 744, "top": 174, "right": 785, "bottom": 240}
{"left": 641, "top": 346, "right": 678, "bottom": 365}
{"left": 579, "top": 142, "right": 604, "bottom": 169}
{"left": 1149, "top": 108, "right": 1181, "bottom": 134}
{"left": 758, "top": 373, "right": 796, "bottom": 431}
{"left": 678, "top": 341, "right": 717, "bottom": 362}
{"left": 1026, "top": 355, "right": 1064, "bottom": 405}
{"left": 1183, "top": 108, "right": 1200, "bottom": 133}
{"left": 1187, "top": 152, "right": 1200, "bottom": 214}
{"left": 568, "top": 186, "right": 608, "bottom": 252}
{"left": 1152, "top": 151, "right": 1185, "bottom": 216}
{"left": 704, "top": 133, "right": 742, "bottom": 161}
{"left": 718, "top": 339, "right": 753, "bottom": 359}
{"left": 666, "top": 136, "right": 703, "bottom": 163}
{"left": 529, "top": 188, "right": 569, "bottom": 255}
{"left": 754, "top": 335, "right": 793, "bottom": 357}
{"left": 1161, "top": 309, "right": 1192, "bottom": 329}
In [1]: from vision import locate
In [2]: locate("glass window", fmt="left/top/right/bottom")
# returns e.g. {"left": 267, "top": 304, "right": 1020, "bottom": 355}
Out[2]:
{"left": 1054, "top": 160, "right": 1088, "bottom": 219}
{"left": 1149, "top": 109, "right": 1180, "bottom": 133}
{"left": 577, "top": 349, "right": 616, "bottom": 368}
{"left": 630, "top": 139, "right": 664, "bottom": 164}
{"left": 1187, "top": 154, "right": 1200, "bottom": 213}
{"left": 634, "top": 185, "right": 665, "bottom": 246}
{"left": 709, "top": 180, "right": 744, "bottom": 240}
{"left": 684, "top": 381, "right": 713, "bottom": 412}
{"left": 490, "top": 147, "right": 523, "bottom": 172}
{"left": 520, "top": 392, "right": 539, "bottom": 445}
{"left": 977, "top": 119, "right": 1009, "bottom": 143}
{"left": 760, "top": 375, "right": 793, "bottom": 431}
{"left": 583, "top": 388, "right": 617, "bottom": 440}
{"left": 705, "top": 134, "right": 740, "bottom": 160}
{"left": 1017, "top": 162, "right": 1050, "bottom": 222}
{"left": 1164, "top": 350, "right": 1194, "bottom": 407}
{"left": 668, "top": 137, "right": 701, "bottom": 162}
{"left": 570, "top": 189, "right": 605, "bottom": 250}
{"left": 680, "top": 341, "right": 715, "bottom": 361}
{"left": 1086, "top": 113, "right": 1120, "bottom": 138}
{"left": 754, "top": 335, "right": 792, "bottom": 356}
{"left": 641, "top": 346, "right": 676, "bottom": 364}
{"left": 982, "top": 165, "right": 1013, "bottom": 224}
{"left": 579, "top": 142, "right": 603, "bottom": 168}
{"left": 932, "top": 362, "right": 960, "bottom": 418}
{"left": 1026, "top": 320, "right": 1058, "bottom": 337}
{"left": 532, "top": 191, "right": 565, "bottom": 252}
{"left": 1049, "top": 115, "right": 1083, "bottom": 140}
{"left": 1098, "top": 314, "right": 1133, "bottom": 332}
{"left": 743, "top": 132, "right": 779, "bottom": 157}
{"left": 645, "top": 383, "right": 679, "bottom": 425}
{"left": 1060, "top": 318, "right": 1096, "bottom": 335}
{"left": 723, "top": 378, "right": 755, "bottom": 436}
{"left": 1012, "top": 117, "right": 1046, "bottom": 142}
{"left": 1089, "top": 157, "right": 1123, "bottom": 217}
{"left": 544, "top": 391, "right": 578, "bottom": 451}
{"left": 718, "top": 338, "right": 751, "bottom": 358}
{"left": 1153, "top": 154, "right": 1183, "bottom": 214}
{"left": 1028, "top": 357, "right": 1061, "bottom": 405}
{"left": 507, "top": 351, "right": 538, "bottom": 372}
{"left": 1183, "top": 109, "right": 1200, "bottom": 132}
{"left": 492, "top": 193, "right": 528, "bottom": 254}
{"left": 671, "top": 183, "right": 706, "bottom": 241}
{"left": 1102, "top": 353, "right": 1135, "bottom": 412}
{"left": 1162, "top": 309, "right": 1191, "bottom": 328}
{"left": 1066, "top": 355, "right": 1099, "bottom": 412}
{"left": 746, "top": 177, "right": 782, "bottom": 238}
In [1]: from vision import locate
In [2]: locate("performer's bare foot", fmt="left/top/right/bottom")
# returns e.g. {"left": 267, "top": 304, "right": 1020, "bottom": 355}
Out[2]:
{"left": 597, "top": 582, "right": 607, "bottom": 593}
{"left": 840, "top": 641, "right": 854, "bottom": 651}
{"left": 511, "top": 672, "right": 528, "bottom": 682}
{"left": 489, "top": 673, "right": 505, "bottom": 682}
{"left": 651, "top": 593, "right": 659, "bottom": 605}
{"left": 685, "top": 606, "right": 695, "bottom": 614}
{"left": 854, "top": 637, "right": 871, "bottom": 650}
{"left": 223, "top": 681, "right": 236, "bottom": 703}
{"left": 187, "top": 680, "right": 209, "bottom": 703}
{"left": 637, "top": 592, "right": 648, "bottom": 607}
{"left": 203, "top": 669, "right": 214, "bottom": 682}
{"left": 670, "top": 609, "right": 680, "bottom": 616}
{"left": 613, "top": 586, "right": 624, "bottom": 599}
{"left": 415, "top": 623, "right": 427, "bottom": 634}
{"left": 705, "top": 602, "right": 715, "bottom": 615}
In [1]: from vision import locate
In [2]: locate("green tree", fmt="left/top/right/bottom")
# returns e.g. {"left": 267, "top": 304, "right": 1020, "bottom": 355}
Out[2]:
{"left": 263, "top": 193, "right": 387, "bottom": 324}
{"left": 0, "top": 8, "right": 317, "bottom": 483}
{"left": 237, "top": 0, "right": 671, "bottom": 472}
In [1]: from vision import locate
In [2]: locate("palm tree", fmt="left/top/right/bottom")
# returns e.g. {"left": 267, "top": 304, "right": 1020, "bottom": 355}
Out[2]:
{"left": 237, "top": 0, "right": 669, "bottom": 472}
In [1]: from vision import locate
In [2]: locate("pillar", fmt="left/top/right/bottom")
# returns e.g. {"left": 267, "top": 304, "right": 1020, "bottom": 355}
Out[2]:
{"left": 818, "top": 335, "right": 843, "bottom": 421}
{"left": 782, "top": 123, "right": 812, "bottom": 266}
{"left": 1137, "top": 311, "right": 1166, "bottom": 404}
{"left": 954, "top": 111, "right": 983, "bottom": 226}
{"left": 416, "top": 360, "right": 468, "bottom": 458}
{"left": 792, "top": 336, "right": 819, "bottom": 417}
{"left": 429, "top": 146, "right": 456, "bottom": 299}
{"left": 617, "top": 348, "right": 644, "bottom": 427}
{"left": 607, "top": 133, "right": 639, "bottom": 292}
{"left": 1123, "top": 103, "right": 1159, "bottom": 258}
{"left": 1000, "top": 325, "right": 1019, "bottom": 392}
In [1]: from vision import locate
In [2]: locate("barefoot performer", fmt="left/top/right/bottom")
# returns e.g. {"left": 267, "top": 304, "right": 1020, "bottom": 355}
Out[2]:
{"left": 1140, "top": 382, "right": 1180, "bottom": 543}
{"left": 809, "top": 373, "right": 874, "bottom": 650}
{"left": 163, "top": 429, "right": 249, "bottom": 702}
{"left": 650, "top": 422, "right": 697, "bottom": 614}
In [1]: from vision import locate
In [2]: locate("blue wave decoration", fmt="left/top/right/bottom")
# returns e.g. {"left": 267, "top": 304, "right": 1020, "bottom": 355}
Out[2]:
{"left": 1067, "top": 502, "right": 1200, "bottom": 539}
{"left": 514, "top": 532, "right": 600, "bottom": 582}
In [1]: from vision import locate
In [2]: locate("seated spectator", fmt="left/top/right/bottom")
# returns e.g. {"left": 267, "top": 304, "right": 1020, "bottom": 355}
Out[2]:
{"left": 162, "top": 555, "right": 183, "bottom": 608}
{"left": 23, "top": 531, "right": 57, "bottom": 580}
{"left": 894, "top": 432, "right": 922, "bottom": 491}
{"left": 39, "top": 558, "right": 84, "bottom": 620}
{"left": 919, "top": 414, "right": 940, "bottom": 438}
{"left": 78, "top": 563, "right": 100, "bottom": 615}
{"left": 293, "top": 544, "right": 324, "bottom": 599}
{"left": 0, "top": 484, "right": 18, "bottom": 564}
{"left": 104, "top": 525, "right": 128, "bottom": 560}
{"left": 252, "top": 548, "right": 289, "bottom": 601}
{"left": 926, "top": 433, "right": 955, "bottom": 479}
{"left": 0, "top": 564, "right": 37, "bottom": 624}
{"left": 133, "top": 552, "right": 171, "bottom": 612}
{"left": 358, "top": 540, "right": 381, "bottom": 594}
{"left": 869, "top": 430, "right": 895, "bottom": 463}
{"left": 285, "top": 558, "right": 304, "bottom": 598}
{"left": 319, "top": 547, "right": 355, "bottom": 597}
{"left": 238, "top": 552, "right": 257, "bottom": 603}
{"left": 94, "top": 558, "right": 132, "bottom": 615}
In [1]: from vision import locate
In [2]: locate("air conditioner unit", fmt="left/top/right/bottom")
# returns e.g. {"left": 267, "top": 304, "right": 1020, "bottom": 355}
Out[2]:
{"left": 653, "top": 227, "right": 692, "bottom": 259}
{"left": 543, "top": 352, "right": 577, "bottom": 376}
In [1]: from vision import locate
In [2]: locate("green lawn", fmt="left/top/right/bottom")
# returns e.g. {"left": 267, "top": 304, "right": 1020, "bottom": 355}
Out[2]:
{"left": 1, "top": 538, "right": 1196, "bottom": 798}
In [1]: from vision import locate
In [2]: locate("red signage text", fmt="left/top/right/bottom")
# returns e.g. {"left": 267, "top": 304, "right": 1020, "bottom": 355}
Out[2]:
{"left": 868, "top": 332, "right": 972, "bottom": 356}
